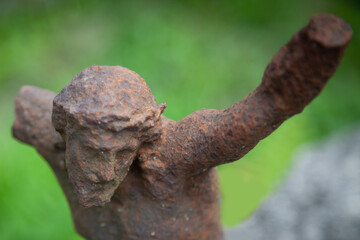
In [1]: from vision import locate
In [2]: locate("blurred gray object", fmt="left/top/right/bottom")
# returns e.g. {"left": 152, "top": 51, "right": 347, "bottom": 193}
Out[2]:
{"left": 226, "top": 126, "right": 360, "bottom": 240}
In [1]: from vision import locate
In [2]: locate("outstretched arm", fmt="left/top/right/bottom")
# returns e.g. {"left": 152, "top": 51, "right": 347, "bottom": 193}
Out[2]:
{"left": 12, "top": 86, "right": 66, "bottom": 170}
{"left": 12, "top": 86, "right": 118, "bottom": 239}
{"left": 168, "top": 14, "right": 353, "bottom": 175}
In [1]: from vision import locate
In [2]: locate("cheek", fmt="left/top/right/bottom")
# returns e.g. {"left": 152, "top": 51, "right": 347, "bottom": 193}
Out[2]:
{"left": 65, "top": 139, "right": 82, "bottom": 170}
{"left": 114, "top": 150, "right": 136, "bottom": 174}
{"left": 65, "top": 135, "right": 91, "bottom": 170}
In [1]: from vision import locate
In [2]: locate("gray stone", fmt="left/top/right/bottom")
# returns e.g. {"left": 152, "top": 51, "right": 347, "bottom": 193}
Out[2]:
{"left": 226, "top": 126, "right": 360, "bottom": 240}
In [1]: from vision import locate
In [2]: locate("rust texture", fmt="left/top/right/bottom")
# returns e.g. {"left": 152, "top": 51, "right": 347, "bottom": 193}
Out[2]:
{"left": 12, "top": 14, "right": 352, "bottom": 240}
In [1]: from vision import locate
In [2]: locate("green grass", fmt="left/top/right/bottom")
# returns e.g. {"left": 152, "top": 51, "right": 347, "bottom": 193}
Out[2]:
{"left": 0, "top": 0, "right": 359, "bottom": 238}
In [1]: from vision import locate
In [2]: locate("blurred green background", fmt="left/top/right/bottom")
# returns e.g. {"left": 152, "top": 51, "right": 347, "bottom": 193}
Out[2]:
{"left": 0, "top": 0, "right": 359, "bottom": 239}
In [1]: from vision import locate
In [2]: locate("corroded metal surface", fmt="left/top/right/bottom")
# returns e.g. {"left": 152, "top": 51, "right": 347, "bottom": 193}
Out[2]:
{"left": 12, "top": 14, "right": 352, "bottom": 240}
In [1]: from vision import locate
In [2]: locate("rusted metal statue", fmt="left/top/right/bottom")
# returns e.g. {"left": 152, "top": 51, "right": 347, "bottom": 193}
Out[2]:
{"left": 12, "top": 14, "right": 352, "bottom": 240}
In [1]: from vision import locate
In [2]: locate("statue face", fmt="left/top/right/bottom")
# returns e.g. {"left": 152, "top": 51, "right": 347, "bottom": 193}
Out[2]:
{"left": 51, "top": 65, "right": 166, "bottom": 207}
{"left": 65, "top": 124, "right": 141, "bottom": 207}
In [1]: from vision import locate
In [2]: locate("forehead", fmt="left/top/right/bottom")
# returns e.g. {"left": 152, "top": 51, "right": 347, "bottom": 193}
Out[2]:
{"left": 73, "top": 126, "right": 139, "bottom": 150}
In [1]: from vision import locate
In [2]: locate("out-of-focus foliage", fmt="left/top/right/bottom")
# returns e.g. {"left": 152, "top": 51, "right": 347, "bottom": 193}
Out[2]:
{"left": 0, "top": 0, "right": 358, "bottom": 239}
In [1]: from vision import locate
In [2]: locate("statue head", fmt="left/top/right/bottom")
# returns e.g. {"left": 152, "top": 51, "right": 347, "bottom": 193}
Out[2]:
{"left": 52, "top": 65, "right": 165, "bottom": 207}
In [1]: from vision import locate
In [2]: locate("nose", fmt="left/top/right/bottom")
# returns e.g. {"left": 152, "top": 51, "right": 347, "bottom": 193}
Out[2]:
{"left": 100, "top": 150, "right": 116, "bottom": 162}
{"left": 96, "top": 150, "right": 116, "bottom": 181}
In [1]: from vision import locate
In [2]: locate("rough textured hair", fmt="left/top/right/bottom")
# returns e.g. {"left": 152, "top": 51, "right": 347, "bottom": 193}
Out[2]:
{"left": 52, "top": 65, "right": 165, "bottom": 134}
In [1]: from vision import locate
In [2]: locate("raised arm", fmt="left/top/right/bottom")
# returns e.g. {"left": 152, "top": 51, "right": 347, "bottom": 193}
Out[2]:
{"left": 168, "top": 14, "right": 353, "bottom": 175}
